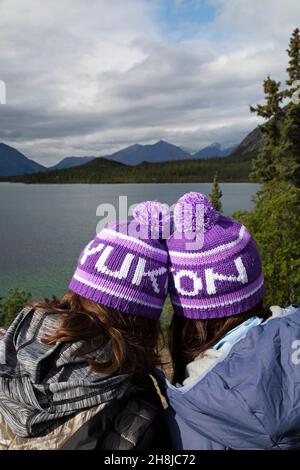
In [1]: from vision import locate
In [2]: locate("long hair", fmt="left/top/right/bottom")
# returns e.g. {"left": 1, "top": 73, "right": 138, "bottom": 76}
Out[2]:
{"left": 32, "top": 291, "right": 161, "bottom": 376}
{"left": 169, "top": 301, "right": 268, "bottom": 384}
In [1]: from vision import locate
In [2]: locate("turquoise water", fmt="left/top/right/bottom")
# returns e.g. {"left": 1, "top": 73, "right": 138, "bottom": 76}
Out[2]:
{"left": 0, "top": 183, "right": 259, "bottom": 299}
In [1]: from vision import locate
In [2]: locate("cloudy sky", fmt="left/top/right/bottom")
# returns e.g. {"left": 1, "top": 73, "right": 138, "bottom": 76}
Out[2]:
{"left": 0, "top": 0, "right": 299, "bottom": 166}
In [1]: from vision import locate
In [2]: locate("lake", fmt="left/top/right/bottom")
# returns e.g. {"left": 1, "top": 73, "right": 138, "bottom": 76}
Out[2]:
{"left": 0, "top": 183, "right": 259, "bottom": 300}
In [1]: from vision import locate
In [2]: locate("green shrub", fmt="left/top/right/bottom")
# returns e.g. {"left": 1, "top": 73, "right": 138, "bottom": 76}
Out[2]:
{"left": 0, "top": 289, "right": 31, "bottom": 327}
{"left": 232, "top": 182, "right": 300, "bottom": 307}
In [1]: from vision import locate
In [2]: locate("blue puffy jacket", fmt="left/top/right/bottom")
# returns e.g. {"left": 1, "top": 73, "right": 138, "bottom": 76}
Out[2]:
{"left": 157, "top": 305, "right": 300, "bottom": 450}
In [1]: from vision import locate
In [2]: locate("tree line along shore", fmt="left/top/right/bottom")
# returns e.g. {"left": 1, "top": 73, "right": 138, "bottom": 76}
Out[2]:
{"left": 0, "top": 154, "right": 251, "bottom": 184}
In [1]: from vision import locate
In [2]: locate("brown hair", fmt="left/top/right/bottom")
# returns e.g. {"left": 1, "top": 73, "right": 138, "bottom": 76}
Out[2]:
{"left": 32, "top": 291, "right": 161, "bottom": 376}
{"left": 169, "top": 301, "right": 268, "bottom": 384}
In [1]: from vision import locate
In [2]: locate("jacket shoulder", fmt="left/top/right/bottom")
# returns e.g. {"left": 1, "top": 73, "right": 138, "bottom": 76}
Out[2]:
{"left": 63, "top": 378, "right": 170, "bottom": 450}
{"left": 164, "top": 309, "right": 300, "bottom": 449}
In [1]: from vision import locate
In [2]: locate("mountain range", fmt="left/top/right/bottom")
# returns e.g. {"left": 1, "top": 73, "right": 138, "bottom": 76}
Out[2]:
{"left": 0, "top": 145, "right": 99, "bottom": 176}
{"left": 105, "top": 140, "right": 237, "bottom": 165}
{"left": 0, "top": 126, "right": 262, "bottom": 177}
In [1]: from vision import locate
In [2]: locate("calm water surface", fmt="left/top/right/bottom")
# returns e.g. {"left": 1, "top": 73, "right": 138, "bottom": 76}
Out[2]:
{"left": 0, "top": 183, "right": 259, "bottom": 299}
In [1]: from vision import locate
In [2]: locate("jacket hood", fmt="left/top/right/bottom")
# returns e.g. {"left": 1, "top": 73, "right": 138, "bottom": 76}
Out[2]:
{"left": 0, "top": 307, "right": 130, "bottom": 437}
{"left": 157, "top": 305, "right": 300, "bottom": 450}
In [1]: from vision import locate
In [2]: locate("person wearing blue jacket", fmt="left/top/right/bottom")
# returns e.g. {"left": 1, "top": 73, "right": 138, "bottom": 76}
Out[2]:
{"left": 158, "top": 192, "right": 300, "bottom": 450}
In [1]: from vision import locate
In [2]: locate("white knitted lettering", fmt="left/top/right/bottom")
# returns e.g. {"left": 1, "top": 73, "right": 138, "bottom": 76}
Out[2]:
{"left": 173, "top": 270, "right": 202, "bottom": 296}
{"left": 80, "top": 242, "right": 167, "bottom": 294}
{"left": 144, "top": 267, "right": 168, "bottom": 294}
{"left": 80, "top": 241, "right": 104, "bottom": 265}
{"left": 95, "top": 245, "right": 135, "bottom": 279}
{"left": 132, "top": 258, "right": 167, "bottom": 294}
{"left": 205, "top": 256, "right": 248, "bottom": 295}
{"left": 132, "top": 257, "right": 147, "bottom": 286}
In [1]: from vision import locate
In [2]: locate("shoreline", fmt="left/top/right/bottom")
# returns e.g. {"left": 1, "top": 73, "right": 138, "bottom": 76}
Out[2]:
{"left": 0, "top": 179, "right": 252, "bottom": 185}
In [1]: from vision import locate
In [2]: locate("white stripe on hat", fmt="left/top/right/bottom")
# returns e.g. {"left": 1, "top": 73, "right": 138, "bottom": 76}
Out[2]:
{"left": 98, "top": 228, "right": 168, "bottom": 257}
{"left": 171, "top": 276, "right": 264, "bottom": 310}
{"left": 73, "top": 272, "right": 162, "bottom": 309}
{"left": 169, "top": 225, "right": 246, "bottom": 259}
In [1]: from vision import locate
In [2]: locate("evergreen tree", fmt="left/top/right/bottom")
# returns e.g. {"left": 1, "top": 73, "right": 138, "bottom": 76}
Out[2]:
{"left": 250, "top": 28, "right": 300, "bottom": 186}
{"left": 279, "top": 27, "right": 300, "bottom": 185}
{"left": 276, "top": 103, "right": 300, "bottom": 184}
{"left": 209, "top": 172, "right": 223, "bottom": 212}
{"left": 233, "top": 27, "right": 300, "bottom": 308}
{"left": 286, "top": 27, "right": 300, "bottom": 87}
{"left": 249, "top": 76, "right": 284, "bottom": 183}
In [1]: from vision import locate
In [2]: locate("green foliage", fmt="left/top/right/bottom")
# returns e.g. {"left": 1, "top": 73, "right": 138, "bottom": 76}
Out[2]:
{"left": 286, "top": 27, "right": 300, "bottom": 87}
{"left": 209, "top": 172, "right": 223, "bottom": 212}
{"left": 282, "top": 29, "right": 300, "bottom": 186}
{"left": 250, "top": 76, "right": 283, "bottom": 121}
{"left": 161, "top": 296, "right": 173, "bottom": 332}
{"left": 236, "top": 27, "right": 300, "bottom": 309}
{"left": 233, "top": 182, "right": 300, "bottom": 307}
{"left": 250, "top": 77, "right": 285, "bottom": 183}
{"left": 250, "top": 29, "right": 300, "bottom": 187}
{"left": 4, "top": 155, "right": 252, "bottom": 184}
{"left": 0, "top": 289, "right": 31, "bottom": 327}
{"left": 277, "top": 103, "right": 300, "bottom": 184}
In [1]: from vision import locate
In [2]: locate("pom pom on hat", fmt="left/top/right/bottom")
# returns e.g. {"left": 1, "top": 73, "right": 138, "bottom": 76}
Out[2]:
{"left": 133, "top": 200, "right": 171, "bottom": 239}
{"left": 174, "top": 192, "right": 219, "bottom": 234}
{"left": 168, "top": 192, "right": 264, "bottom": 320}
{"left": 69, "top": 199, "right": 170, "bottom": 319}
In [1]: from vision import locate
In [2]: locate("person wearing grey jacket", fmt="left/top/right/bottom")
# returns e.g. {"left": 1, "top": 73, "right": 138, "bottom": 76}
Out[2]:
{"left": 0, "top": 201, "right": 171, "bottom": 450}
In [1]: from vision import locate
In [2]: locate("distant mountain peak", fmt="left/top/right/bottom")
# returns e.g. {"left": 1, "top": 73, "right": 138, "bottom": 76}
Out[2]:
{"left": 0, "top": 143, "right": 46, "bottom": 176}
{"left": 128, "top": 143, "right": 142, "bottom": 149}
{"left": 154, "top": 140, "right": 183, "bottom": 148}
{"left": 107, "top": 140, "right": 190, "bottom": 165}
{"left": 0, "top": 142, "right": 18, "bottom": 151}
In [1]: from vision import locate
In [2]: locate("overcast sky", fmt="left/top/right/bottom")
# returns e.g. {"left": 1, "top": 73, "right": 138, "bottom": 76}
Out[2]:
{"left": 0, "top": 0, "right": 299, "bottom": 166}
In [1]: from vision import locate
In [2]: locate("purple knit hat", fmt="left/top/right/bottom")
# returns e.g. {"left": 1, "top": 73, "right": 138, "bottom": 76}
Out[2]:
{"left": 69, "top": 201, "right": 170, "bottom": 319}
{"left": 167, "top": 192, "right": 264, "bottom": 319}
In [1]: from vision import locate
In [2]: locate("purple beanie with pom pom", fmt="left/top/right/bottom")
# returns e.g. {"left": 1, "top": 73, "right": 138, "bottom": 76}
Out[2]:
{"left": 167, "top": 192, "right": 264, "bottom": 319}
{"left": 69, "top": 201, "right": 170, "bottom": 319}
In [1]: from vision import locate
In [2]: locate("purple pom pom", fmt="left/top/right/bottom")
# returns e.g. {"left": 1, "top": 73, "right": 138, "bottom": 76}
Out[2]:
{"left": 133, "top": 201, "right": 171, "bottom": 239}
{"left": 174, "top": 192, "right": 219, "bottom": 233}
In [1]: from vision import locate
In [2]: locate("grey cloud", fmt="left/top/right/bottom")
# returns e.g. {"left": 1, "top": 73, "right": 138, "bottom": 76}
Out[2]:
{"left": 0, "top": 0, "right": 298, "bottom": 166}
